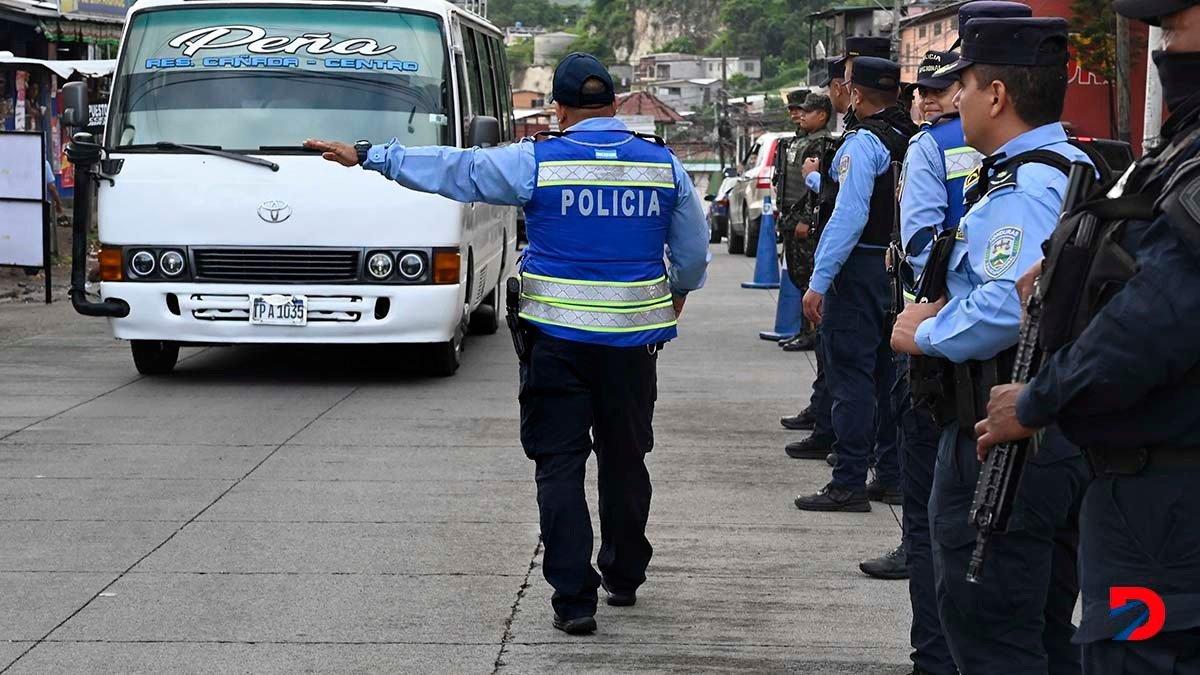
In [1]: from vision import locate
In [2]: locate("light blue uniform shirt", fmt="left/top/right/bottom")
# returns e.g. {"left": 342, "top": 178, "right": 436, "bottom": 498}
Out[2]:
{"left": 914, "top": 123, "right": 1092, "bottom": 363}
{"left": 899, "top": 130, "right": 947, "bottom": 282}
{"left": 809, "top": 129, "right": 891, "bottom": 295}
{"left": 362, "top": 117, "right": 710, "bottom": 296}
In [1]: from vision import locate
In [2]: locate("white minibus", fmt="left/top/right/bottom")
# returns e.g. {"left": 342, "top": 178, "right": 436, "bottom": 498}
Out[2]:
{"left": 63, "top": 0, "right": 516, "bottom": 376}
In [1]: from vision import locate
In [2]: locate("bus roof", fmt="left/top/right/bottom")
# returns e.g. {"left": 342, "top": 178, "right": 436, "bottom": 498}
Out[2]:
{"left": 125, "top": 0, "right": 501, "bottom": 34}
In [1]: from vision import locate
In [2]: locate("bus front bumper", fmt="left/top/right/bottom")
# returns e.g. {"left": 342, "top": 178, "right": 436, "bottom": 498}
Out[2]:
{"left": 101, "top": 282, "right": 464, "bottom": 344}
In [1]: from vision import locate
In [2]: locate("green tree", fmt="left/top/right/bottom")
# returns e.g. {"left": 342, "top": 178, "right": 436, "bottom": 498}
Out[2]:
{"left": 1068, "top": 0, "right": 1116, "bottom": 80}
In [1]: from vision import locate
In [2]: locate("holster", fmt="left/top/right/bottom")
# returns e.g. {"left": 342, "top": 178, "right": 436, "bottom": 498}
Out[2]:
{"left": 909, "top": 356, "right": 955, "bottom": 427}
{"left": 505, "top": 277, "right": 533, "bottom": 363}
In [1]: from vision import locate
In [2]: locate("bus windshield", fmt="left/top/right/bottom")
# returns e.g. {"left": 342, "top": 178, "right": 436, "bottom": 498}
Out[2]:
{"left": 110, "top": 7, "right": 450, "bottom": 151}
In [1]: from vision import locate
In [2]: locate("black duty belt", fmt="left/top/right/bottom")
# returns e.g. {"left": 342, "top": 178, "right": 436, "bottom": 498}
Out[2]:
{"left": 1087, "top": 446, "right": 1200, "bottom": 476}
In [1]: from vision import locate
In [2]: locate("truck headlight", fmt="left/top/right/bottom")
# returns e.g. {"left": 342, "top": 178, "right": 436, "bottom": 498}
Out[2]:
{"left": 130, "top": 250, "right": 156, "bottom": 277}
{"left": 367, "top": 252, "right": 394, "bottom": 280}
{"left": 160, "top": 250, "right": 186, "bottom": 277}
{"left": 398, "top": 253, "right": 425, "bottom": 280}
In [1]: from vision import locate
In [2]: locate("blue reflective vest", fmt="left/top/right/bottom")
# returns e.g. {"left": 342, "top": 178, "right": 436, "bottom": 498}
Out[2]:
{"left": 519, "top": 128, "right": 679, "bottom": 347}
{"left": 926, "top": 113, "right": 979, "bottom": 233}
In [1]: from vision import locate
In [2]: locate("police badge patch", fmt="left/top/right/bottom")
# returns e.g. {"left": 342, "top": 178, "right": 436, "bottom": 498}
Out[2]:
{"left": 985, "top": 226, "right": 1022, "bottom": 278}
{"left": 838, "top": 155, "right": 851, "bottom": 182}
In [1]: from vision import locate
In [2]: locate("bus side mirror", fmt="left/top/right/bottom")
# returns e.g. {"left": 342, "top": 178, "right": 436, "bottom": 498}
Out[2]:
{"left": 62, "top": 82, "right": 90, "bottom": 129}
{"left": 467, "top": 116, "right": 501, "bottom": 148}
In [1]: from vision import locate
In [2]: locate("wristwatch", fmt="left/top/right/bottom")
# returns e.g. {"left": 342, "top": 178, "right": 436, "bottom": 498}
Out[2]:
{"left": 354, "top": 140, "right": 372, "bottom": 166}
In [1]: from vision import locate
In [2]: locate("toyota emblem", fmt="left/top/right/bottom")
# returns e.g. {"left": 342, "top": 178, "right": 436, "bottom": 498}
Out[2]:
{"left": 258, "top": 200, "right": 292, "bottom": 223}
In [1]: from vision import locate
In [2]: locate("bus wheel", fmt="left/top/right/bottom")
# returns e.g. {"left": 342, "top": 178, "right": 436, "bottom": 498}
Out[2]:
{"left": 469, "top": 280, "right": 501, "bottom": 336}
{"left": 131, "top": 340, "right": 179, "bottom": 375}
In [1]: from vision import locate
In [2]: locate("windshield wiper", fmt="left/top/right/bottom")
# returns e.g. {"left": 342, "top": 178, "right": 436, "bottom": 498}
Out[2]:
{"left": 116, "top": 142, "right": 279, "bottom": 172}
{"left": 257, "top": 145, "right": 322, "bottom": 153}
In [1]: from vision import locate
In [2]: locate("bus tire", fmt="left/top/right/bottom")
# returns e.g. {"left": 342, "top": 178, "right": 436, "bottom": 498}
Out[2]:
{"left": 131, "top": 340, "right": 179, "bottom": 375}
{"left": 469, "top": 281, "right": 501, "bottom": 335}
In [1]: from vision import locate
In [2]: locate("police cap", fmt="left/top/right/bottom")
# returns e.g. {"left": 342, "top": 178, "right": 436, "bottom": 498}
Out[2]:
{"left": 830, "top": 36, "right": 892, "bottom": 70}
{"left": 935, "top": 17, "right": 1069, "bottom": 79}
{"left": 915, "top": 51, "right": 960, "bottom": 89}
{"left": 950, "top": 2, "right": 1033, "bottom": 49}
{"left": 551, "top": 52, "right": 615, "bottom": 108}
{"left": 849, "top": 56, "right": 901, "bottom": 91}
{"left": 798, "top": 92, "right": 833, "bottom": 116}
{"left": 786, "top": 89, "right": 812, "bottom": 108}
{"left": 1115, "top": 0, "right": 1200, "bottom": 24}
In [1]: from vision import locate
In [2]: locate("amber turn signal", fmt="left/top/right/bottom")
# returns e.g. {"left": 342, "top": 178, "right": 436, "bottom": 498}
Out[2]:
{"left": 98, "top": 246, "right": 123, "bottom": 282}
{"left": 433, "top": 249, "right": 461, "bottom": 285}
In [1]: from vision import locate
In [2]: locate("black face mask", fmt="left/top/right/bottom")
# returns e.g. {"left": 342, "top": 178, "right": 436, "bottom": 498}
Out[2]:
{"left": 1152, "top": 50, "right": 1200, "bottom": 112}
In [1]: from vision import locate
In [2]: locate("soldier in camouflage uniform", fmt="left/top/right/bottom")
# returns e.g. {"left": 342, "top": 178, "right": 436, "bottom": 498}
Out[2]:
{"left": 777, "top": 92, "right": 834, "bottom": 350}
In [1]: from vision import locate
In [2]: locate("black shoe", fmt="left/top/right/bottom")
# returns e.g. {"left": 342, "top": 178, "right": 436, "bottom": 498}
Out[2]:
{"left": 553, "top": 614, "right": 597, "bottom": 635}
{"left": 794, "top": 483, "right": 871, "bottom": 512}
{"left": 785, "top": 435, "right": 833, "bottom": 459}
{"left": 780, "top": 333, "right": 816, "bottom": 352}
{"left": 859, "top": 544, "right": 909, "bottom": 580}
{"left": 602, "top": 581, "right": 636, "bottom": 607}
{"left": 825, "top": 452, "right": 838, "bottom": 467}
{"left": 780, "top": 407, "right": 816, "bottom": 430}
{"left": 866, "top": 479, "right": 902, "bottom": 505}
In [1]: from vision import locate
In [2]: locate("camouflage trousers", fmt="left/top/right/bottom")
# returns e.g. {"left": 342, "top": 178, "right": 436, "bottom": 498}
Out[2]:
{"left": 779, "top": 209, "right": 818, "bottom": 293}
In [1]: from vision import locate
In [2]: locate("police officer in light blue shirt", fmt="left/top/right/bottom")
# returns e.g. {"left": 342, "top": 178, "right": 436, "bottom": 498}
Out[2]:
{"left": 305, "top": 53, "right": 709, "bottom": 637}
{"left": 795, "top": 56, "right": 917, "bottom": 512}
{"left": 891, "top": 17, "right": 1089, "bottom": 674}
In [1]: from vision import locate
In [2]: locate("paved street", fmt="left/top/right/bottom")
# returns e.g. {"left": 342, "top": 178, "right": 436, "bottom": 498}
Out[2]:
{"left": 0, "top": 249, "right": 909, "bottom": 674}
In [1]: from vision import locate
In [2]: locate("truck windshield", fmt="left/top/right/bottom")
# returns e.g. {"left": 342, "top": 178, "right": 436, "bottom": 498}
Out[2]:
{"left": 109, "top": 7, "right": 450, "bottom": 151}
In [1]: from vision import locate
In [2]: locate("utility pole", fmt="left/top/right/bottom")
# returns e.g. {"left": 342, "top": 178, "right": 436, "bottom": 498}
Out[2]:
{"left": 719, "top": 41, "right": 728, "bottom": 171}
{"left": 1143, "top": 26, "right": 1164, "bottom": 151}
{"left": 1114, "top": 13, "right": 1132, "bottom": 144}
{"left": 891, "top": 0, "right": 902, "bottom": 61}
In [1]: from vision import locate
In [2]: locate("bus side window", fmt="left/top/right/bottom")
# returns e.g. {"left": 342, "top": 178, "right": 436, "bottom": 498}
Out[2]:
{"left": 490, "top": 36, "right": 514, "bottom": 141}
{"left": 462, "top": 28, "right": 486, "bottom": 124}
{"left": 474, "top": 31, "right": 499, "bottom": 120}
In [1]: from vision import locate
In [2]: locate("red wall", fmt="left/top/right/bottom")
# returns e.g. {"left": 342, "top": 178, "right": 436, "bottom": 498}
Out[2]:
{"left": 1035, "top": 0, "right": 1154, "bottom": 154}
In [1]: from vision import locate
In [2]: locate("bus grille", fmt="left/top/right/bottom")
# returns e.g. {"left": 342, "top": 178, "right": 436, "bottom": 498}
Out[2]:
{"left": 193, "top": 248, "right": 360, "bottom": 283}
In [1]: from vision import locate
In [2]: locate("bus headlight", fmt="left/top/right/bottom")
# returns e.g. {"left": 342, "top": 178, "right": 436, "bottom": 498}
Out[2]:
{"left": 398, "top": 253, "right": 425, "bottom": 280}
{"left": 160, "top": 250, "right": 186, "bottom": 277}
{"left": 367, "top": 252, "right": 394, "bottom": 280}
{"left": 130, "top": 250, "right": 156, "bottom": 277}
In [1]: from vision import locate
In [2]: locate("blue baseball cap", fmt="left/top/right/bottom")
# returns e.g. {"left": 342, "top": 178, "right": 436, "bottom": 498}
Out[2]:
{"left": 551, "top": 52, "right": 615, "bottom": 108}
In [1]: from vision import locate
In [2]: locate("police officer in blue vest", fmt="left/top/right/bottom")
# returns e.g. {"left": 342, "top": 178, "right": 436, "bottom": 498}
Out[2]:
{"left": 891, "top": 17, "right": 1089, "bottom": 674}
{"left": 795, "top": 57, "right": 917, "bottom": 512}
{"left": 975, "top": 0, "right": 1200, "bottom": 670}
{"left": 304, "top": 53, "right": 709, "bottom": 636}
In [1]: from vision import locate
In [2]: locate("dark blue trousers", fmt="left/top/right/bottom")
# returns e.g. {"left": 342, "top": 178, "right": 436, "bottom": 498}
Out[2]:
{"left": 1075, "top": 466, "right": 1200, "bottom": 673}
{"left": 822, "top": 250, "right": 898, "bottom": 490}
{"left": 519, "top": 334, "right": 657, "bottom": 620}
{"left": 894, "top": 355, "right": 957, "bottom": 674}
{"left": 809, "top": 329, "right": 835, "bottom": 444}
{"left": 930, "top": 424, "right": 1086, "bottom": 675}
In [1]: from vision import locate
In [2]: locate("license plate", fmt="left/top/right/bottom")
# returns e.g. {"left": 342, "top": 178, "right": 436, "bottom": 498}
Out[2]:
{"left": 250, "top": 294, "right": 307, "bottom": 326}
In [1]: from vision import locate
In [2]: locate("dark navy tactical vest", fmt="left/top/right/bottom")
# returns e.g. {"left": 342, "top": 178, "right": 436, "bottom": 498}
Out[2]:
{"left": 520, "top": 128, "right": 679, "bottom": 347}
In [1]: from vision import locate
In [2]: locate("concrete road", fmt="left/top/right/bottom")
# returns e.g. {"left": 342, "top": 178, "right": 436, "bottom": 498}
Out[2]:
{"left": 0, "top": 249, "right": 910, "bottom": 674}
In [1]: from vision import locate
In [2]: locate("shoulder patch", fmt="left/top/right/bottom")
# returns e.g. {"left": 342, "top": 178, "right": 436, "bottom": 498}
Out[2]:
{"left": 985, "top": 226, "right": 1023, "bottom": 279}
{"left": 838, "top": 154, "right": 851, "bottom": 182}
{"left": 986, "top": 169, "right": 1019, "bottom": 196}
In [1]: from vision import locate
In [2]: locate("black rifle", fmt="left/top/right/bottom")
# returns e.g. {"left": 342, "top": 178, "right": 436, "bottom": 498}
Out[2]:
{"left": 965, "top": 161, "right": 1097, "bottom": 584}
